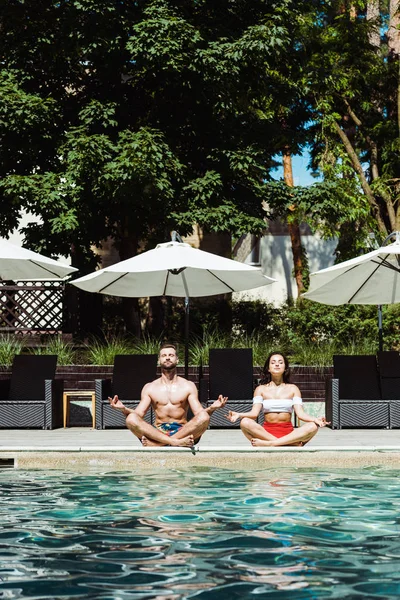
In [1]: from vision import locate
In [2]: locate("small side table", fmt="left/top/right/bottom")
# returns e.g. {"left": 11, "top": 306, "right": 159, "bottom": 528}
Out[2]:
{"left": 63, "top": 391, "right": 96, "bottom": 428}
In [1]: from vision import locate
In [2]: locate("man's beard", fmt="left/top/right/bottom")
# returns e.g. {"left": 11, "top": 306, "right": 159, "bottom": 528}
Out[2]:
{"left": 162, "top": 362, "right": 176, "bottom": 371}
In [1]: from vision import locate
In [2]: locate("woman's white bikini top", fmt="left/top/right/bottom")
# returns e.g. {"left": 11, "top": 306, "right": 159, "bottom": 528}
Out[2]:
{"left": 253, "top": 395, "right": 303, "bottom": 414}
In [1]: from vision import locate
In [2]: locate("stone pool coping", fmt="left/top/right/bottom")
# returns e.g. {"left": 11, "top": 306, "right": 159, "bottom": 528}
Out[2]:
{"left": 0, "top": 427, "right": 399, "bottom": 469}
{"left": 2, "top": 449, "right": 400, "bottom": 470}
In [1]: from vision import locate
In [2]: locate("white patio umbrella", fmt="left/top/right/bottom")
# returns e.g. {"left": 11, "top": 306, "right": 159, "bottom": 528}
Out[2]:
{"left": 302, "top": 231, "right": 400, "bottom": 349}
{"left": 72, "top": 236, "right": 275, "bottom": 375}
{"left": 0, "top": 238, "right": 77, "bottom": 280}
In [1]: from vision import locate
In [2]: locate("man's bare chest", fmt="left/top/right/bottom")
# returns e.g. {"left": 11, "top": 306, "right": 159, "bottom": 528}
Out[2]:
{"left": 152, "top": 384, "right": 188, "bottom": 406}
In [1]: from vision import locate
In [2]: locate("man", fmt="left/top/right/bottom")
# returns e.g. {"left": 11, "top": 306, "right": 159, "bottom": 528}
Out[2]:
{"left": 109, "top": 344, "right": 227, "bottom": 447}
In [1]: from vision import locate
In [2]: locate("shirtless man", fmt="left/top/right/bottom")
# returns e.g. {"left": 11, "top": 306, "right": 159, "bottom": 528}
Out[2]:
{"left": 108, "top": 344, "right": 227, "bottom": 447}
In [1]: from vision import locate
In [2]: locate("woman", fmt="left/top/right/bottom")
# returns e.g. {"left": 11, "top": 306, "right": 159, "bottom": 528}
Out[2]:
{"left": 227, "top": 352, "right": 329, "bottom": 446}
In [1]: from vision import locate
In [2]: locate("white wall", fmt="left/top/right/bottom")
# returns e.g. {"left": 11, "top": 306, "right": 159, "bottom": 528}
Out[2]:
{"left": 5, "top": 211, "right": 41, "bottom": 246}
{"left": 234, "top": 232, "right": 337, "bottom": 305}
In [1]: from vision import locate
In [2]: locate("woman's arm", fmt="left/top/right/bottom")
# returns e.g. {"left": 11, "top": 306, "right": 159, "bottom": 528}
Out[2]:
{"left": 290, "top": 384, "right": 327, "bottom": 427}
{"left": 226, "top": 407, "right": 261, "bottom": 423}
{"left": 226, "top": 386, "right": 264, "bottom": 423}
{"left": 294, "top": 403, "right": 330, "bottom": 427}
{"left": 226, "top": 403, "right": 262, "bottom": 423}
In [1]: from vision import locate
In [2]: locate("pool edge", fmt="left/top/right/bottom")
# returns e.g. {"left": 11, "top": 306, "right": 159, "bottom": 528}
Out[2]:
{"left": 2, "top": 449, "right": 400, "bottom": 470}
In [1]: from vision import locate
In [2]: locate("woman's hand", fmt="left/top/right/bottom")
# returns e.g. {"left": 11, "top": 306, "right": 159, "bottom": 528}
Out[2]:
{"left": 314, "top": 416, "right": 330, "bottom": 428}
{"left": 226, "top": 410, "right": 240, "bottom": 423}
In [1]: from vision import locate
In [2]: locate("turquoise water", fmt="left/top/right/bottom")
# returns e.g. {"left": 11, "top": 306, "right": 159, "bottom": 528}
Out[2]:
{"left": 1, "top": 467, "right": 400, "bottom": 599}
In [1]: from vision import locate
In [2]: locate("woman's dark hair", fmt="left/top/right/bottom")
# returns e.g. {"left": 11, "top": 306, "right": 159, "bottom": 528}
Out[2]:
{"left": 260, "top": 352, "right": 291, "bottom": 384}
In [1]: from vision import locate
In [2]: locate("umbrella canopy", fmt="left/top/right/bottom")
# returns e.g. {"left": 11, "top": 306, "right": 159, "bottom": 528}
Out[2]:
{"left": 72, "top": 240, "right": 275, "bottom": 377}
{"left": 0, "top": 238, "right": 77, "bottom": 280}
{"left": 302, "top": 232, "right": 400, "bottom": 305}
{"left": 71, "top": 241, "right": 275, "bottom": 297}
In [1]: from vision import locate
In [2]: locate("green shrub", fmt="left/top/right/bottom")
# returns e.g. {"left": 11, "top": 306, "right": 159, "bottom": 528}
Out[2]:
{"left": 189, "top": 331, "right": 231, "bottom": 366}
{"left": 84, "top": 335, "right": 136, "bottom": 365}
{"left": 133, "top": 334, "right": 164, "bottom": 357}
{"left": 31, "top": 336, "right": 76, "bottom": 365}
{"left": 232, "top": 298, "right": 281, "bottom": 342}
{"left": 188, "top": 330, "right": 279, "bottom": 367}
{"left": 0, "top": 334, "right": 23, "bottom": 366}
{"left": 232, "top": 298, "right": 392, "bottom": 353}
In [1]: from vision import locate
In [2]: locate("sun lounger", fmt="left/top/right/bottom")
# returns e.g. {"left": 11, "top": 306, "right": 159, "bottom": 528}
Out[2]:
{"left": 377, "top": 351, "right": 400, "bottom": 428}
{"left": 95, "top": 354, "right": 158, "bottom": 428}
{"left": 326, "top": 355, "right": 390, "bottom": 429}
{"left": 0, "top": 355, "right": 63, "bottom": 429}
{"left": 200, "top": 348, "right": 259, "bottom": 428}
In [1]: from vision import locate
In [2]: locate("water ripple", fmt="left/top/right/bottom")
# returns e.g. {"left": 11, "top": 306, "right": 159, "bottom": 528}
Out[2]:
{"left": 0, "top": 466, "right": 399, "bottom": 599}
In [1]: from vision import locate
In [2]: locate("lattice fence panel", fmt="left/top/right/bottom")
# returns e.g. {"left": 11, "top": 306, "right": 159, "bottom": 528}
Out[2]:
{"left": 0, "top": 281, "right": 64, "bottom": 332}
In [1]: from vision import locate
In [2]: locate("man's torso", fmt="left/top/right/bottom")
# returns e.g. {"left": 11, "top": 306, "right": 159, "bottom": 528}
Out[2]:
{"left": 148, "top": 376, "right": 191, "bottom": 425}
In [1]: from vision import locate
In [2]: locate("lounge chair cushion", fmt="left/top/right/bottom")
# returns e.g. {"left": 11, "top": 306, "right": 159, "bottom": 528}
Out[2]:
{"left": 9, "top": 355, "right": 58, "bottom": 400}
{"left": 333, "top": 355, "right": 380, "bottom": 400}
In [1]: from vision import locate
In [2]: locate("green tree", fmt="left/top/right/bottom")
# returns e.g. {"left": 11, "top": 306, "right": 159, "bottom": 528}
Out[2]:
{"left": 0, "top": 0, "right": 313, "bottom": 332}
{"left": 264, "top": 0, "right": 399, "bottom": 269}
{"left": 304, "top": 0, "right": 400, "bottom": 249}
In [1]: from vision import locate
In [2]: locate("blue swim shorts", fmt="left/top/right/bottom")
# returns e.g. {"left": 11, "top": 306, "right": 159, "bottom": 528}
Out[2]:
{"left": 156, "top": 421, "right": 184, "bottom": 436}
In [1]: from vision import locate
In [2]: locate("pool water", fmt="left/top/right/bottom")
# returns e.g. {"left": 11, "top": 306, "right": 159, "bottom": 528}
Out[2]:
{"left": 0, "top": 466, "right": 400, "bottom": 599}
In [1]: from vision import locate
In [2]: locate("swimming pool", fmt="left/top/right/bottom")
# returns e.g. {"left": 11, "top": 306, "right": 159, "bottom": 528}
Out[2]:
{"left": 0, "top": 466, "right": 399, "bottom": 599}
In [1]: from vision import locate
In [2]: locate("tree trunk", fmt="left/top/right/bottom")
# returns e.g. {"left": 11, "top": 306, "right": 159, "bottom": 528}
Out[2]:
{"left": 388, "top": 0, "right": 400, "bottom": 137}
{"left": 119, "top": 235, "right": 142, "bottom": 338}
{"left": 388, "top": 0, "right": 400, "bottom": 57}
{"left": 147, "top": 296, "right": 168, "bottom": 337}
{"left": 367, "top": 0, "right": 380, "bottom": 48}
{"left": 283, "top": 149, "right": 305, "bottom": 296}
{"left": 66, "top": 243, "right": 103, "bottom": 340}
{"left": 198, "top": 228, "right": 233, "bottom": 333}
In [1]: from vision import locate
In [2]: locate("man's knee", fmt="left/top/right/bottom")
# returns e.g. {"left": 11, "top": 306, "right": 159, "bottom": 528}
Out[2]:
{"left": 196, "top": 409, "right": 210, "bottom": 427}
{"left": 126, "top": 412, "right": 142, "bottom": 429}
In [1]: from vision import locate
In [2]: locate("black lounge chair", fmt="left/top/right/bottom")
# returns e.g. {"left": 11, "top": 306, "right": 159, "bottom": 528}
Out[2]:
{"left": 0, "top": 355, "right": 63, "bottom": 429}
{"left": 377, "top": 351, "right": 400, "bottom": 428}
{"left": 326, "top": 355, "right": 386, "bottom": 429}
{"left": 200, "top": 348, "right": 259, "bottom": 428}
{"left": 95, "top": 354, "right": 158, "bottom": 429}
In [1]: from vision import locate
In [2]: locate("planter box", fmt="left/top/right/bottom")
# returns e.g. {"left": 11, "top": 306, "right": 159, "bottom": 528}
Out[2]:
{"left": 0, "top": 365, "right": 333, "bottom": 402}
{"left": 0, "top": 364, "right": 333, "bottom": 425}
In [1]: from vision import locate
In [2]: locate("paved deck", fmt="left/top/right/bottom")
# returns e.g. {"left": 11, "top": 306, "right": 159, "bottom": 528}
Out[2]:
{"left": 1, "top": 427, "right": 400, "bottom": 469}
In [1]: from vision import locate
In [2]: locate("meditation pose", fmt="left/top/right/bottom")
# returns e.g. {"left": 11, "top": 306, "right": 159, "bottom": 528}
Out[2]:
{"left": 227, "top": 352, "right": 329, "bottom": 446}
{"left": 109, "top": 344, "right": 227, "bottom": 447}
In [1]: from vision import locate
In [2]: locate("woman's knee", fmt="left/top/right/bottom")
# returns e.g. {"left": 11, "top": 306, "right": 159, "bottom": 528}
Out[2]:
{"left": 306, "top": 422, "right": 318, "bottom": 434}
{"left": 240, "top": 417, "right": 253, "bottom": 431}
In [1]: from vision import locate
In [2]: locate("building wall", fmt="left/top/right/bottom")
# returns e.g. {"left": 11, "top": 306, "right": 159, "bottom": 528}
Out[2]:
{"left": 234, "top": 225, "right": 337, "bottom": 305}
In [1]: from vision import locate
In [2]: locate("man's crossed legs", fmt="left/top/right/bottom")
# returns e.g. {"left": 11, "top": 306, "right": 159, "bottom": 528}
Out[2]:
{"left": 125, "top": 410, "right": 210, "bottom": 448}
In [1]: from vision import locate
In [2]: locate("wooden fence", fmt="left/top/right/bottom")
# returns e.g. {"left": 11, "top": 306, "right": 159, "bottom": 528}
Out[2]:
{"left": 0, "top": 281, "right": 65, "bottom": 333}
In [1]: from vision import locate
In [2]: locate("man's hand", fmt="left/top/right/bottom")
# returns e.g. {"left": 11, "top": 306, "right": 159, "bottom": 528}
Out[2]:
{"left": 108, "top": 395, "right": 127, "bottom": 413}
{"left": 209, "top": 395, "right": 228, "bottom": 410}
{"left": 226, "top": 410, "right": 240, "bottom": 423}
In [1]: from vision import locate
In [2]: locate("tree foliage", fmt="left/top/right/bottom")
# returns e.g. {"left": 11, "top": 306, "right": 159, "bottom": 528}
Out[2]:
{"left": 0, "top": 0, "right": 313, "bottom": 266}
{"left": 303, "top": 0, "right": 400, "bottom": 249}
{"left": 0, "top": 0, "right": 398, "bottom": 305}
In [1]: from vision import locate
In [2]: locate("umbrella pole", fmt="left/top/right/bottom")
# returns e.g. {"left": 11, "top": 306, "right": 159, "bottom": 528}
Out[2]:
{"left": 171, "top": 230, "right": 190, "bottom": 377}
{"left": 378, "top": 304, "right": 383, "bottom": 351}
{"left": 184, "top": 297, "right": 189, "bottom": 379}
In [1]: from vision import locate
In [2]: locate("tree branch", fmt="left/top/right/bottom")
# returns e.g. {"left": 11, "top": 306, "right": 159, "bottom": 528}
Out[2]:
{"left": 332, "top": 120, "right": 388, "bottom": 235}
{"left": 341, "top": 101, "right": 397, "bottom": 229}
{"left": 343, "top": 98, "right": 380, "bottom": 179}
